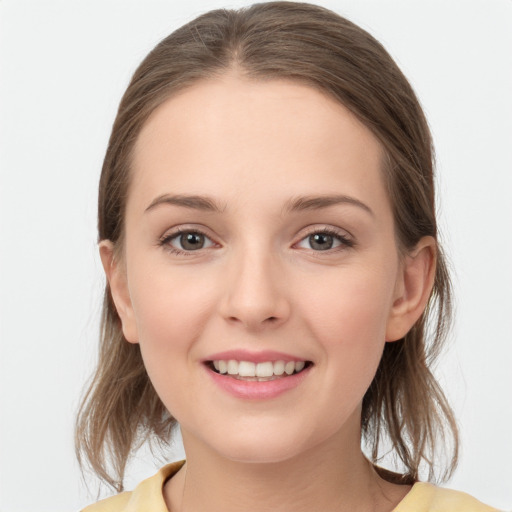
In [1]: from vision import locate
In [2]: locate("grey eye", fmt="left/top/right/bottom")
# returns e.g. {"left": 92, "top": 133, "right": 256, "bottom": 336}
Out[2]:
{"left": 308, "top": 233, "right": 334, "bottom": 251}
{"left": 296, "top": 230, "right": 351, "bottom": 252}
{"left": 179, "top": 232, "right": 205, "bottom": 250}
{"left": 166, "top": 231, "right": 215, "bottom": 252}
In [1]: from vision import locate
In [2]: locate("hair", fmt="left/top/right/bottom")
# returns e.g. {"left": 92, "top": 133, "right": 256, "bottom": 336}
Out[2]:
{"left": 76, "top": 1, "right": 458, "bottom": 492}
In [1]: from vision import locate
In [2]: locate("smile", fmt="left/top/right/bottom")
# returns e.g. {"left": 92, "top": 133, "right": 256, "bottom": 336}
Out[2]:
{"left": 207, "top": 360, "right": 312, "bottom": 381}
{"left": 204, "top": 359, "right": 314, "bottom": 399}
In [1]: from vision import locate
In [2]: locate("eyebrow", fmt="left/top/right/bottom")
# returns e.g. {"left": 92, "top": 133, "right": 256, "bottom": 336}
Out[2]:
{"left": 144, "top": 193, "right": 373, "bottom": 217}
{"left": 284, "top": 194, "right": 374, "bottom": 217}
{"left": 145, "top": 194, "right": 226, "bottom": 213}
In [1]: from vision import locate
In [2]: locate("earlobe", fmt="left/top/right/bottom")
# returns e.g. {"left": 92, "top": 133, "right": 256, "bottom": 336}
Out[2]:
{"left": 385, "top": 236, "right": 436, "bottom": 342}
{"left": 98, "top": 240, "right": 139, "bottom": 344}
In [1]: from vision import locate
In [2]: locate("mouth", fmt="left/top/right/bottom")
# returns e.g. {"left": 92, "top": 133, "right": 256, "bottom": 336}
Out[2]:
{"left": 205, "top": 359, "right": 314, "bottom": 381}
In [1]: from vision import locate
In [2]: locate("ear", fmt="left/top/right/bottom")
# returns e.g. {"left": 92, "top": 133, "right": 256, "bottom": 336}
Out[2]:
{"left": 386, "top": 236, "right": 436, "bottom": 342}
{"left": 99, "top": 240, "right": 139, "bottom": 344}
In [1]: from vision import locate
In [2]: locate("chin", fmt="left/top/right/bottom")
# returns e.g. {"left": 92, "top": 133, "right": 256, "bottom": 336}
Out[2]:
{"left": 207, "top": 426, "right": 319, "bottom": 465}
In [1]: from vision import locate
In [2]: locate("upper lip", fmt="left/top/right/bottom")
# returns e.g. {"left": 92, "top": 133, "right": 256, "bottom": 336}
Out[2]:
{"left": 202, "top": 349, "right": 310, "bottom": 364}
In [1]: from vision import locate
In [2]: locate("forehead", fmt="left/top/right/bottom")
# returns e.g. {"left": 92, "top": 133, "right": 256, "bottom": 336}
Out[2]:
{"left": 129, "top": 75, "right": 388, "bottom": 216}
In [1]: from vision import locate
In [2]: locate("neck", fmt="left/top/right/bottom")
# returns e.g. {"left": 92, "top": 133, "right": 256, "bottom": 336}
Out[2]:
{"left": 164, "top": 423, "right": 409, "bottom": 512}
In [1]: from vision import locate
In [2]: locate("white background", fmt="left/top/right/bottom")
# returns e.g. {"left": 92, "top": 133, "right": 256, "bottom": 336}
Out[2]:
{"left": 1, "top": 1, "right": 511, "bottom": 510}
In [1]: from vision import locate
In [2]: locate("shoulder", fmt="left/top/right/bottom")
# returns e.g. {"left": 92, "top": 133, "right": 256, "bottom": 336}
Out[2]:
{"left": 394, "top": 482, "right": 501, "bottom": 512}
{"left": 81, "top": 491, "right": 132, "bottom": 512}
{"left": 81, "top": 460, "right": 186, "bottom": 512}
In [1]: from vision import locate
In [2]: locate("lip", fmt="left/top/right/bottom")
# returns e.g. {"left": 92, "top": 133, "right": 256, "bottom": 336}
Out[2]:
{"left": 203, "top": 360, "right": 313, "bottom": 400}
{"left": 202, "top": 349, "right": 307, "bottom": 364}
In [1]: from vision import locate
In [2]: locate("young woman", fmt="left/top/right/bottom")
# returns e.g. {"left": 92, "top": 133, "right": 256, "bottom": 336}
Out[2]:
{"left": 76, "top": 2, "right": 500, "bottom": 511}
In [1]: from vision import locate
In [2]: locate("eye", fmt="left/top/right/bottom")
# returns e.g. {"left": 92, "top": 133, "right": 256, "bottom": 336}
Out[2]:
{"left": 160, "top": 229, "right": 216, "bottom": 254}
{"left": 295, "top": 229, "right": 353, "bottom": 251}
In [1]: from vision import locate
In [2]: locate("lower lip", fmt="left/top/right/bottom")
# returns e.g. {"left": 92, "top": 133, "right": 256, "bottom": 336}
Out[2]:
{"left": 204, "top": 364, "right": 312, "bottom": 400}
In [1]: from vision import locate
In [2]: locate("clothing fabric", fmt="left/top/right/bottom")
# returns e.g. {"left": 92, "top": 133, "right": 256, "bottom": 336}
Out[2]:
{"left": 82, "top": 460, "right": 500, "bottom": 512}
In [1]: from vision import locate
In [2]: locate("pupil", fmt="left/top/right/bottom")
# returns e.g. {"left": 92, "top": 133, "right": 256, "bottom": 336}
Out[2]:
{"left": 181, "top": 232, "right": 204, "bottom": 250}
{"left": 310, "top": 233, "right": 333, "bottom": 250}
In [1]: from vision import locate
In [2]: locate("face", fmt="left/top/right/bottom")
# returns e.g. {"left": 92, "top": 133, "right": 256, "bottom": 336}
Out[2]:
{"left": 104, "top": 75, "right": 431, "bottom": 464}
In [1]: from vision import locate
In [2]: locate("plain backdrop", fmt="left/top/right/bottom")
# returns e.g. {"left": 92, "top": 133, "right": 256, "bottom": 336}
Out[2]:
{"left": 1, "top": 1, "right": 511, "bottom": 510}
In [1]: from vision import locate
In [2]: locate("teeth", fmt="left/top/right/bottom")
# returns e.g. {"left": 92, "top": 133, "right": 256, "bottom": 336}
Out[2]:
{"left": 256, "top": 362, "right": 274, "bottom": 377}
{"left": 238, "top": 361, "right": 256, "bottom": 377}
{"left": 218, "top": 360, "right": 228, "bottom": 374}
{"left": 273, "top": 360, "right": 285, "bottom": 375}
{"left": 210, "top": 359, "right": 309, "bottom": 377}
{"left": 285, "top": 361, "right": 295, "bottom": 375}
{"left": 227, "top": 360, "right": 238, "bottom": 375}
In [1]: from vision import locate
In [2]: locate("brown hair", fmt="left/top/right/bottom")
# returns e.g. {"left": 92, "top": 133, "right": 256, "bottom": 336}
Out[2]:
{"left": 76, "top": 1, "right": 458, "bottom": 491}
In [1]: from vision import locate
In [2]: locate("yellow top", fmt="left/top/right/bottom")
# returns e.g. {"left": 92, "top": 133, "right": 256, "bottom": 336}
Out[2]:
{"left": 82, "top": 460, "right": 500, "bottom": 512}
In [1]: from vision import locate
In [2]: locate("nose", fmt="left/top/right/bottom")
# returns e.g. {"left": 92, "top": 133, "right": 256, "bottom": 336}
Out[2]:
{"left": 219, "top": 247, "right": 291, "bottom": 331}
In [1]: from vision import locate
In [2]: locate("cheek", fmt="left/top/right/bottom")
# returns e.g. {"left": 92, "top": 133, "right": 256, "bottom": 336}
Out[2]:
{"left": 127, "top": 262, "right": 217, "bottom": 364}
{"left": 301, "top": 264, "right": 395, "bottom": 342}
{"left": 126, "top": 264, "right": 222, "bottom": 422}
{"left": 297, "top": 264, "right": 396, "bottom": 389}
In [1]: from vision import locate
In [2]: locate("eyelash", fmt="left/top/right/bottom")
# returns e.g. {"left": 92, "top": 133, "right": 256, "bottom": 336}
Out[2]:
{"left": 158, "top": 226, "right": 354, "bottom": 256}
{"left": 158, "top": 228, "right": 216, "bottom": 257}
{"left": 297, "top": 228, "right": 355, "bottom": 252}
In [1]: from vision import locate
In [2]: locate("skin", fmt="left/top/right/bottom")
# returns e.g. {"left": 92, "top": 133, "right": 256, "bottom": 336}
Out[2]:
{"left": 101, "top": 74, "right": 436, "bottom": 512}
